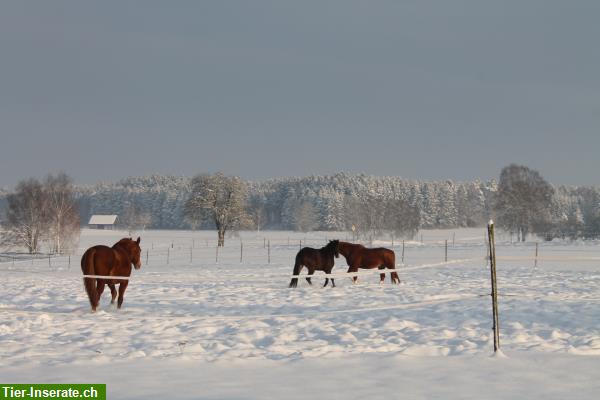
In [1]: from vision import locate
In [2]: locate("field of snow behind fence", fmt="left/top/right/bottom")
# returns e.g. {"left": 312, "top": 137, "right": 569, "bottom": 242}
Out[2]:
{"left": 1, "top": 228, "right": 600, "bottom": 366}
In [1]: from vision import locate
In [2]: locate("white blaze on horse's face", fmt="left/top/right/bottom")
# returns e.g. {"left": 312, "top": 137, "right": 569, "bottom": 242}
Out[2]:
{"left": 133, "top": 237, "right": 142, "bottom": 269}
{"left": 133, "top": 248, "right": 142, "bottom": 269}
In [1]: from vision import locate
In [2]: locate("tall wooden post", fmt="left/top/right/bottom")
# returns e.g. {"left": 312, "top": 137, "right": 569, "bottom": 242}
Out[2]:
{"left": 402, "top": 240, "right": 405, "bottom": 264}
{"left": 487, "top": 220, "right": 500, "bottom": 353}
{"left": 445, "top": 239, "right": 448, "bottom": 262}
{"left": 534, "top": 242, "right": 539, "bottom": 268}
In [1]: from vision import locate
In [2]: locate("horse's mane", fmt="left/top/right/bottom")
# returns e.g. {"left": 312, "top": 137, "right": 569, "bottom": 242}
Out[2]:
{"left": 342, "top": 241, "right": 365, "bottom": 249}
{"left": 113, "top": 238, "right": 134, "bottom": 248}
{"left": 322, "top": 240, "right": 339, "bottom": 257}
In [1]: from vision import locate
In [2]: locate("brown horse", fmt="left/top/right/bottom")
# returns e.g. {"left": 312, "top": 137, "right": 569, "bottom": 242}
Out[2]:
{"left": 81, "top": 237, "right": 142, "bottom": 312}
{"left": 289, "top": 240, "right": 339, "bottom": 288}
{"left": 337, "top": 241, "right": 400, "bottom": 284}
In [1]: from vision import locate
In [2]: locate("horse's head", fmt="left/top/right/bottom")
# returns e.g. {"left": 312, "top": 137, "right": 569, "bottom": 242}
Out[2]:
{"left": 327, "top": 240, "right": 340, "bottom": 258}
{"left": 116, "top": 237, "right": 142, "bottom": 269}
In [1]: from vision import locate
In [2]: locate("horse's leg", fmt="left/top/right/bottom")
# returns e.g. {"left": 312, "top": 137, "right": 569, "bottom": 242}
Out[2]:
{"left": 379, "top": 266, "right": 386, "bottom": 284}
{"left": 324, "top": 267, "right": 334, "bottom": 288}
{"left": 289, "top": 262, "right": 303, "bottom": 288}
{"left": 323, "top": 267, "right": 330, "bottom": 287}
{"left": 117, "top": 281, "right": 129, "bottom": 309}
{"left": 348, "top": 266, "right": 359, "bottom": 284}
{"left": 306, "top": 268, "right": 314, "bottom": 285}
{"left": 390, "top": 268, "right": 401, "bottom": 284}
{"left": 96, "top": 280, "right": 106, "bottom": 304}
{"left": 109, "top": 284, "right": 117, "bottom": 304}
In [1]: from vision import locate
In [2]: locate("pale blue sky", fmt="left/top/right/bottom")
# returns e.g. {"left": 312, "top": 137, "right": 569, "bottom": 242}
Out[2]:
{"left": 1, "top": 1, "right": 599, "bottom": 187}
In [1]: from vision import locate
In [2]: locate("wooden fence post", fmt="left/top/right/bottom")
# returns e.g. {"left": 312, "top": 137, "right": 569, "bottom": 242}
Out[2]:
{"left": 146, "top": 249, "right": 149, "bottom": 266}
{"left": 402, "top": 240, "right": 405, "bottom": 264}
{"left": 445, "top": 239, "right": 448, "bottom": 262}
{"left": 534, "top": 242, "right": 539, "bottom": 268}
{"left": 487, "top": 220, "right": 500, "bottom": 353}
{"left": 268, "top": 240, "right": 271, "bottom": 264}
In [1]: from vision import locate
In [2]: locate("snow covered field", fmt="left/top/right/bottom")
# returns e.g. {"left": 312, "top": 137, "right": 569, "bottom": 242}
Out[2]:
{"left": 1, "top": 228, "right": 600, "bottom": 399}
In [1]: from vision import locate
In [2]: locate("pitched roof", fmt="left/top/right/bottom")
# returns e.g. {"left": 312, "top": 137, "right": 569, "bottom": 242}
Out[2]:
{"left": 88, "top": 215, "right": 118, "bottom": 225}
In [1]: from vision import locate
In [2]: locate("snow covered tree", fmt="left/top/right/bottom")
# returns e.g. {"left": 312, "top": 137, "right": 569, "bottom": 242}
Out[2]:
{"left": 1, "top": 178, "right": 48, "bottom": 253}
{"left": 44, "top": 173, "right": 80, "bottom": 254}
{"left": 494, "top": 164, "right": 554, "bottom": 241}
{"left": 184, "top": 173, "right": 248, "bottom": 246}
{"left": 121, "top": 202, "right": 152, "bottom": 234}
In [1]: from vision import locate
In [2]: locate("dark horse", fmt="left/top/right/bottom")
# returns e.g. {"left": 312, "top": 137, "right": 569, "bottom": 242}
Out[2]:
{"left": 337, "top": 241, "right": 400, "bottom": 284}
{"left": 81, "top": 237, "right": 142, "bottom": 312}
{"left": 289, "top": 240, "right": 339, "bottom": 288}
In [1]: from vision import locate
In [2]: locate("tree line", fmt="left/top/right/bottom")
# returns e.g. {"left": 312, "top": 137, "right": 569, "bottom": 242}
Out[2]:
{"left": 2, "top": 166, "right": 600, "bottom": 251}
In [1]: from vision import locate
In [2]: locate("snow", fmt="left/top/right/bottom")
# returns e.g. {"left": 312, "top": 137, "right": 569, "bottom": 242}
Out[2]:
{"left": 1, "top": 228, "right": 599, "bottom": 399}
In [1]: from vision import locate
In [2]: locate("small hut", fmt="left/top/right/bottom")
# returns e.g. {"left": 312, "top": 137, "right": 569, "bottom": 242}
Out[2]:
{"left": 88, "top": 215, "right": 118, "bottom": 230}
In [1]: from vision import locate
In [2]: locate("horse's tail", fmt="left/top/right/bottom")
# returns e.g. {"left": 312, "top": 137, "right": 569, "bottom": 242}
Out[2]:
{"left": 81, "top": 248, "right": 98, "bottom": 311}
{"left": 288, "top": 253, "right": 303, "bottom": 288}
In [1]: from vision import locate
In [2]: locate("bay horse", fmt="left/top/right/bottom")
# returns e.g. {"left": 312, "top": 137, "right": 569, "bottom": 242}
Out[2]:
{"left": 289, "top": 240, "right": 339, "bottom": 288}
{"left": 81, "top": 237, "right": 142, "bottom": 312}
{"left": 337, "top": 241, "right": 400, "bottom": 284}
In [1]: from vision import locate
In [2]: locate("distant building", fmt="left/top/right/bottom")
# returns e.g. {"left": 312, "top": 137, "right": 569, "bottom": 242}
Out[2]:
{"left": 88, "top": 215, "right": 118, "bottom": 230}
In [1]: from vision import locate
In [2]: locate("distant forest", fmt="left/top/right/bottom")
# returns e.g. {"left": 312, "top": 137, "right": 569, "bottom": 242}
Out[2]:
{"left": 70, "top": 174, "right": 492, "bottom": 231}
{"left": 1, "top": 172, "right": 599, "bottom": 238}
{"left": 40, "top": 173, "right": 594, "bottom": 236}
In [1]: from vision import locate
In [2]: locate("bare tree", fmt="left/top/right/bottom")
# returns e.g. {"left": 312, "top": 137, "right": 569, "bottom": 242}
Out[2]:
{"left": 121, "top": 203, "right": 152, "bottom": 234}
{"left": 2, "top": 178, "right": 48, "bottom": 253}
{"left": 184, "top": 172, "right": 248, "bottom": 246}
{"left": 384, "top": 198, "right": 421, "bottom": 239}
{"left": 293, "top": 201, "right": 319, "bottom": 232}
{"left": 247, "top": 193, "right": 268, "bottom": 232}
{"left": 344, "top": 194, "right": 420, "bottom": 240}
{"left": 45, "top": 173, "right": 80, "bottom": 254}
{"left": 494, "top": 164, "right": 554, "bottom": 241}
